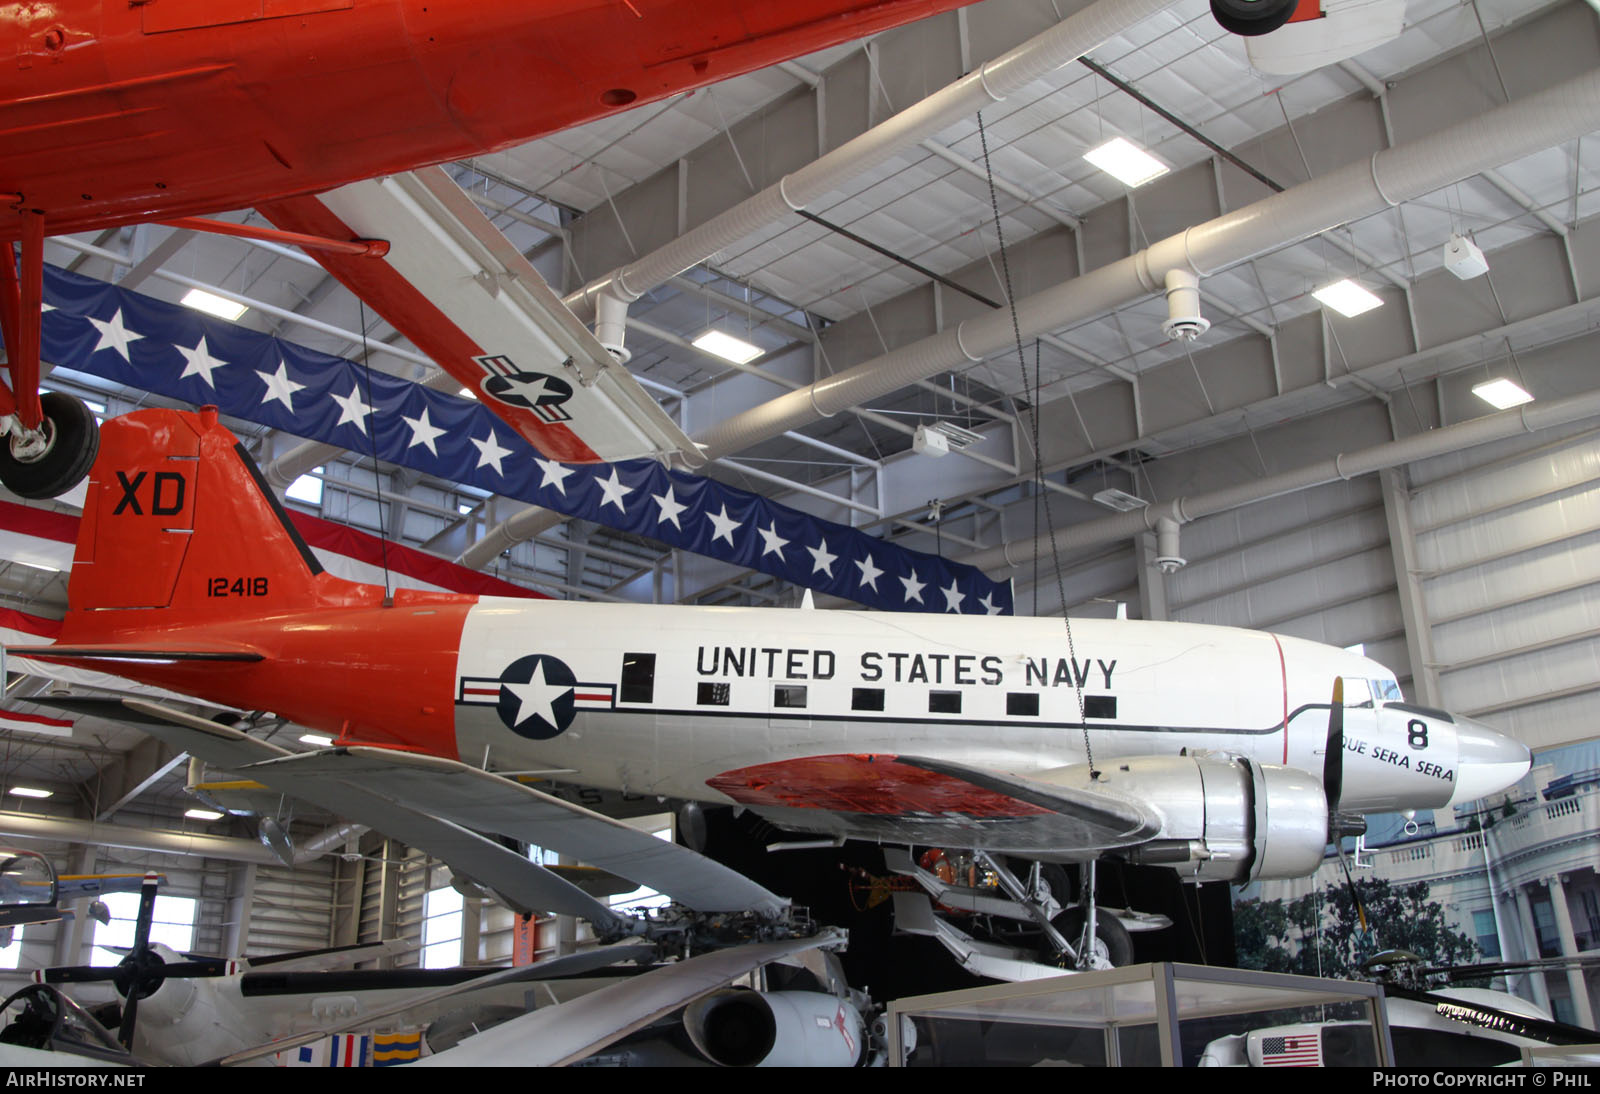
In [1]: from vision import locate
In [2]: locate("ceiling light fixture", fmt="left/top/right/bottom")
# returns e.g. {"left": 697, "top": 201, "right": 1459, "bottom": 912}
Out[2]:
{"left": 1312, "top": 279, "right": 1383, "bottom": 318}
{"left": 1084, "top": 137, "right": 1170, "bottom": 188}
{"left": 300, "top": 733, "right": 335, "bottom": 747}
{"left": 692, "top": 329, "right": 763, "bottom": 365}
{"left": 1472, "top": 377, "right": 1534, "bottom": 410}
{"left": 180, "top": 288, "right": 249, "bottom": 322}
{"left": 9, "top": 787, "right": 51, "bottom": 799}
{"left": 184, "top": 808, "right": 225, "bottom": 820}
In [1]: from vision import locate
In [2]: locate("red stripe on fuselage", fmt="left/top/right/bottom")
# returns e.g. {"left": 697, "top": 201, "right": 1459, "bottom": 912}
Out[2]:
{"left": 1272, "top": 632, "right": 1288, "bottom": 763}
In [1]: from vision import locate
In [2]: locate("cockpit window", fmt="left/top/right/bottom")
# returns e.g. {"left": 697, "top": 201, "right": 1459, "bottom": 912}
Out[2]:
{"left": 1373, "top": 678, "right": 1403, "bottom": 702}
{"left": 1343, "top": 678, "right": 1373, "bottom": 708}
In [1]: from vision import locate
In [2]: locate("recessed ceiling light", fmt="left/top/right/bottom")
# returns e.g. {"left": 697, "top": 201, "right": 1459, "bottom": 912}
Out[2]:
{"left": 9, "top": 787, "right": 51, "bottom": 799}
{"left": 1472, "top": 377, "right": 1534, "bottom": 410}
{"left": 184, "top": 808, "right": 224, "bottom": 821}
{"left": 692, "top": 329, "right": 763, "bottom": 364}
{"left": 1084, "top": 137, "right": 1170, "bottom": 187}
{"left": 300, "top": 733, "right": 335, "bottom": 747}
{"left": 180, "top": 288, "right": 248, "bottom": 322}
{"left": 1312, "top": 279, "right": 1383, "bottom": 318}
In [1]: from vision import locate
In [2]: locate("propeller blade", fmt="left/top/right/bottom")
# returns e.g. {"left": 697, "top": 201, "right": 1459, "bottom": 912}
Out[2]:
{"left": 1324, "top": 676, "right": 1344, "bottom": 815}
{"left": 117, "top": 872, "right": 161, "bottom": 1049}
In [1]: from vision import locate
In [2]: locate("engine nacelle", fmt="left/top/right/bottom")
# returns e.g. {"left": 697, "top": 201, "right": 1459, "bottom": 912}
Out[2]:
{"left": 683, "top": 990, "right": 864, "bottom": 1067}
{"left": 1057, "top": 754, "right": 1328, "bottom": 883}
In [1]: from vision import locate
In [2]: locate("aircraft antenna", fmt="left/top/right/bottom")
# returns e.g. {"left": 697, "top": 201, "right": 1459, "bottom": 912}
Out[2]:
{"left": 975, "top": 111, "right": 1097, "bottom": 777}
{"left": 356, "top": 301, "right": 395, "bottom": 603}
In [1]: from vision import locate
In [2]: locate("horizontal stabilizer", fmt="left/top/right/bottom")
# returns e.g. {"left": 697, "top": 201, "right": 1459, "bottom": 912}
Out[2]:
{"left": 243, "top": 746, "right": 787, "bottom": 917}
{"left": 122, "top": 700, "right": 624, "bottom": 928}
{"left": 417, "top": 930, "right": 847, "bottom": 1067}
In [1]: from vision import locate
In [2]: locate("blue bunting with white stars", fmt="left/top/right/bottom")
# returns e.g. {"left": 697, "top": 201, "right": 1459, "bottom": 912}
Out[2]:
{"left": 39, "top": 264, "right": 1013, "bottom": 615}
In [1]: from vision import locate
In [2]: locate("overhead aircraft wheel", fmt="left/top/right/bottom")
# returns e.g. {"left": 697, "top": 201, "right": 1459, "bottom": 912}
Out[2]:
{"left": 0, "top": 392, "right": 100, "bottom": 500}
{"left": 1209, "top": 0, "right": 1298, "bottom": 36}
{"left": 1048, "top": 906, "right": 1134, "bottom": 970}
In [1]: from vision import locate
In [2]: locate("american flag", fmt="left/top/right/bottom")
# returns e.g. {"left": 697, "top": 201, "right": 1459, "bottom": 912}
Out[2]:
{"left": 1260, "top": 1032, "right": 1322, "bottom": 1066}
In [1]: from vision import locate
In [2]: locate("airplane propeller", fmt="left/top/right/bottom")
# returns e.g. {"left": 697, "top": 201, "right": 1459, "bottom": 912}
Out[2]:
{"left": 1323, "top": 678, "right": 1371, "bottom": 944}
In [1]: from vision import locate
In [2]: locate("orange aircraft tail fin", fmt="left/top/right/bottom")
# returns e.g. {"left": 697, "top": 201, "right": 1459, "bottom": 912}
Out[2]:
{"left": 63, "top": 407, "right": 376, "bottom": 634}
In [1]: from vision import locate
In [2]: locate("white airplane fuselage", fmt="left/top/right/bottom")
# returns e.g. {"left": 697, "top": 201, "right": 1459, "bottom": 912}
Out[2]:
{"left": 447, "top": 599, "right": 1516, "bottom": 823}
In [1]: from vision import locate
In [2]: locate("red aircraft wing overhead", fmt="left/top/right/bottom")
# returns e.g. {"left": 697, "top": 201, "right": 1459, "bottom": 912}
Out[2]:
{"left": 259, "top": 169, "right": 702, "bottom": 466}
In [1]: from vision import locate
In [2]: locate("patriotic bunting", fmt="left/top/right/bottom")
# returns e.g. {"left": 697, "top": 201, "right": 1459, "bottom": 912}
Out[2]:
{"left": 40, "top": 265, "right": 1012, "bottom": 614}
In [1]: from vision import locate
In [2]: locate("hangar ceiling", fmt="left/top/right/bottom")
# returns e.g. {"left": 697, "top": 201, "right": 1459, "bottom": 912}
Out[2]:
{"left": 7, "top": 0, "right": 1600, "bottom": 815}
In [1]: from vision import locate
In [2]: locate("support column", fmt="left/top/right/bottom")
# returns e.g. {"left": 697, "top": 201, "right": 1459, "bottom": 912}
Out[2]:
{"left": 1380, "top": 468, "right": 1441, "bottom": 706}
{"left": 1547, "top": 873, "right": 1596, "bottom": 1027}
{"left": 1514, "top": 884, "right": 1553, "bottom": 1012}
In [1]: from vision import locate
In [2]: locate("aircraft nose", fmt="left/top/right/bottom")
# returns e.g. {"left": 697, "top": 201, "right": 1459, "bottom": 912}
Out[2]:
{"left": 1448, "top": 717, "right": 1531, "bottom": 805}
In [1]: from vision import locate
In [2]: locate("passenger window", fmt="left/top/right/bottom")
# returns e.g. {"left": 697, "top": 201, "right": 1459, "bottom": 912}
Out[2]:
{"left": 697, "top": 682, "right": 730, "bottom": 707}
{"left": 928, "top": 691, "right": 961, "bottom": 714}
{"left": 851, "top": 688, "right": 885, "bottom": 711}
{"left": 1083, "top": 695, "right": 1116, "bottom": 719}
{"left": 1006, "top": 692, "right": 1039, "bottom": 716}
{"left": 620, "top": 653, "right": 655, "bottom": 703}
{"left": 774, "top": 684, "right": 807, "bottom": 709}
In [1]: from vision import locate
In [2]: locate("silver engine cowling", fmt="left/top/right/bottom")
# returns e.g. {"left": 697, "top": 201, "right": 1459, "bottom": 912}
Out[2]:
{"left": 683, "top": 990, "right": 864, "bottom": 1067}
{"left": 1042, "top": 754, "right": 1328, "bottom": 883}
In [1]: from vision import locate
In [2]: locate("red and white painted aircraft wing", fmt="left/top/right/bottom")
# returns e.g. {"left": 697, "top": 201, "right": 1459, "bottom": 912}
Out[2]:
{"left": 243, "top": 746, "right": 788, "bottom": 918}
{"left": 259, "top": 167, "right": 700, "bottom": 466}
{"left": 706, "top": 753, "right": 1162, "bottom": 853}
{"left": 122, "top": 700, "right": 627, "bottom": 929}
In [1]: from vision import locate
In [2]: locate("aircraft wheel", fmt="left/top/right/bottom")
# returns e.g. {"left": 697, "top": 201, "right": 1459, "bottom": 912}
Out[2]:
{"left": 1049, "top": 906, "right": 1134, "bottom": 969}
{"left": 1210, "top": 0, "right": 1298, "bottom": 36}
{"left": 1007, "top": 858, "right": 1073, "bottom": 910}
{"left": 0, "top": 392, "right": 100, "bottom": 500}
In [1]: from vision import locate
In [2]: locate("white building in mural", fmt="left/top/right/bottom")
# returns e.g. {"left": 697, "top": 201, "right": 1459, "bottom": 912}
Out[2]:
{"left": 1259, "top": 755, "right": 1600, "bottom": 1030}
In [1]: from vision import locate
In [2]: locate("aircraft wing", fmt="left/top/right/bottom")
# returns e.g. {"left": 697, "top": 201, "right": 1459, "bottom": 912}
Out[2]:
{"left": 414, "top": 929, "right": 847, "bottom": 1067}
{"left": 706, "top": 752, "right": 1163, "bottom": 853}
{"left": 240, "top": 746, "right": 787, "bottom": 918}
{"left": 122, "top": 701, "right": 627, "bottom": 929}
{"left": 259, "top": 167, "right": 701, "bottom": 467}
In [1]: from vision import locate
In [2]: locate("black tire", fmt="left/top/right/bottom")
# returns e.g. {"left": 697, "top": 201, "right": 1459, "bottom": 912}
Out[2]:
{"left": 1210, "top": 0, "right": 1299, "bottom": 36}
{"left": 0, "top": 392, "right": 99, "bottom": 500}
{"left": 1048, "top": 906, "right": 1135, "bottom": 968}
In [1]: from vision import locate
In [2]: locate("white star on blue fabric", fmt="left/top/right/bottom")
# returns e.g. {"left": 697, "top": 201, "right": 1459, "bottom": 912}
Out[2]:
{"left": 980, "top": 592, "right": 1002, "bottom": 615}
{"left": 807, "top": 539, "right": 837, "bottom": 578}
{"left": 330, "top": 384, "right": 370, "bottom": 434}
{"left": 652, "top": 485, "right": 688, "bottom": 529}
{"left": 855, "top": 555, "right": 884, "bottom": 591}
{"left": 758, "top": 522, "right": 789, "bottom": 559}
{"left": 471, "top": 431, "right": 513, "bottom": 476}
{"left": 941, "top": 579, "right": 966, "bottom": 613}
{"left": 87, "top": 309, "right": 141, "bottom": 361}
{"left": 403, "top": 406, "right": 446, "bottom": 455}
{"left": 176, "top": 336, "right": 226, "bottom": 389}
{"left": 707, "top": 505, "right": 742, "bottom": 546}
{"left": 536, "top": 458, "right": 576, "bottom": 495}
{"left": 258, "top": 359, "right": 306, "bottom": 411}
{"left": 595, "top": 468, "right": 633, "bottom": 513}
{"left": 901, "top": 571, "right": 926, "bottom": 604}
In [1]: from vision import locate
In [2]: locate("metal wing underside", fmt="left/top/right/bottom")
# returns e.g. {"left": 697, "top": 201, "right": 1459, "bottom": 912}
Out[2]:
{"left": 414, "top": 929, "right": 847, "bottom": 1067}
{"left": 125, "top": 699, "right": 785, "bottom": 919}
{"left": 244, "top": 746, "right": 787, "bottom": 917}
{"left": 705, "top": 753, "right": 1162, "bottom": 854}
